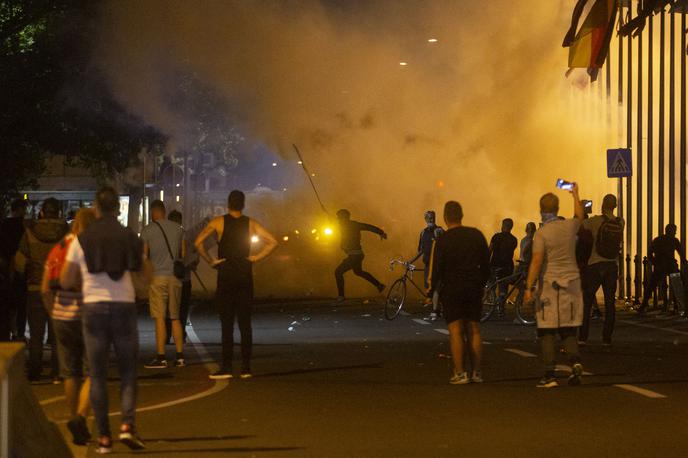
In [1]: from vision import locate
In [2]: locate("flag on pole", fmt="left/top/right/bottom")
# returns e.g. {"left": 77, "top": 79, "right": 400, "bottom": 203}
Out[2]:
{"left": 564, "top": 0, "right": 619, "bottom": 82}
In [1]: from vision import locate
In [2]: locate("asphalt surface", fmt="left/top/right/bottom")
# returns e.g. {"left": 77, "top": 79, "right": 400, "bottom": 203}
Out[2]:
{"left": 31, "top": 297, "right": 688, "bottom": 457}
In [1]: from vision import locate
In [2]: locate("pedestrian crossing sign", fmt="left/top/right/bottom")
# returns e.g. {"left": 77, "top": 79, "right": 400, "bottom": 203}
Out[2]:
{"left": 607, "top": 148, "right": 632, "bottom": 178}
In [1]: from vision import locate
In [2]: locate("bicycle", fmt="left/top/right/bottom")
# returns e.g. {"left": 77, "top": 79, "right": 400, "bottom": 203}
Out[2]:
{"left": 481, "top": 263, "right": 536, "bottom": 325}
{"left": 385, "top": 258, "right": 428, "bottom": 320}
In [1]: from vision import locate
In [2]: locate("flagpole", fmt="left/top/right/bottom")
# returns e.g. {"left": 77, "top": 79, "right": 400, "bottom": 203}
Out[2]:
{"left": 680, "top": 8, "right": 687, "bottom": 259}
{"left": 626, "top": 3, "right": 634, "bottom": 302}
{"left": 635, "top": 0, "right": 643, "bottom": 305}
{"left": 670, "top": 5, "right": 676, "bottom": 225}
{"left": 659, "top": 6, "right": 666, "bottom": 235}
{"left": 618, "top": 2, "right": 625, "bottom": 298}
{"left": 647, "top": 6, "right": 654, "bottom": 272}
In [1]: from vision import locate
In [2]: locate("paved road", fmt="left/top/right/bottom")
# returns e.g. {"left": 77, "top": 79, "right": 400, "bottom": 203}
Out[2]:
{"left": 32, "top": 299, "right": 688, "bottom": 457}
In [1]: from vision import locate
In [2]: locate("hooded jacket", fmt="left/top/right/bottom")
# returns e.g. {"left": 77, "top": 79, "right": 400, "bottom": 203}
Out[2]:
{"left": 19, "top": 218, "right": 69, "bottom": 288}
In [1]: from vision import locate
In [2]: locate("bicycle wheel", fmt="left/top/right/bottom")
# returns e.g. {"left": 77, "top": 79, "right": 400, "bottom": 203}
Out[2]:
{"left": 385, "top": 278, "right": 407, "bottom": 320}
{"left": 515, "top": 287, "right": 536, "bottom": 325}
{"left": 481, "top": 283, "right": 498, "bottom": 323}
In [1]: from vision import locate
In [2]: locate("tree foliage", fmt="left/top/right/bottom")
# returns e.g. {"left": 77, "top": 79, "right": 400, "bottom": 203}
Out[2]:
{"left": 0, "top": 0, "right": 165, "bottom": 206}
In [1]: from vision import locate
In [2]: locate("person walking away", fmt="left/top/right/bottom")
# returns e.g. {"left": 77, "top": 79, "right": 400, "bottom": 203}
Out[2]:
{"left": 578, "top": 195, "right": 624, "bottom": 346}
{"left": 408, "top": 211, "right": 444, "bottom": 320}
{"left": 41, "top": 208, "right": 96, "bottom": 445}
{"left": 334, "top": 209, "right": 387, "bottom": 302}
{"left": 141, "top": 200, "right": 186, "bottom": 369}
{"left": 166, "top": 210, "right": 198, "bottom": 343}
{"left": 429, "top": 201, "right": 489, "bottom": 384}
{"left": 489, "top": 218, "right": 518, "bottom": 306}
{"left": 519, "top": 222, "right": 537, "bottom": 272}
{"left": 18, "top": 198, "right": 68, "bottom": 382}
{"left": 639, "top": 224, "right": 686, "bottom": 313}
{"left": 0, "top": 198, "right": 28, "bottom": 341}
{"left": 195, "top": 190, "right": 277, "bottom": 380}
{"left": 524, "top": 185, "right": 585, "bottom": 388}
{"left": 61, "top": 187, "right": 150, "bottom": 453}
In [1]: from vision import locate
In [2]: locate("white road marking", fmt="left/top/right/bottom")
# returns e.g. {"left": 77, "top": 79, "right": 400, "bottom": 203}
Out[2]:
{"left": 56, "top": 322, "right": 229, "bottom": 425}
{"left": 412, "top": 318, "right": 431, "bottom": 326}
{"left": 614, "top": 384, "right": 668, "bottom": 399}
{"left": 39, "top": 395, "right": 66, "bottom": 406}
{"left": 434, "top": 329, "right": 449, "bottom": 335}
{"left": 504, "top": 348, "right": 537, "bottom": 358}
{"left": 619, "top": 319, "right": 688, "bottom": 336}
{"left": 555, "top": 364, "right": 593, "bottom": 376}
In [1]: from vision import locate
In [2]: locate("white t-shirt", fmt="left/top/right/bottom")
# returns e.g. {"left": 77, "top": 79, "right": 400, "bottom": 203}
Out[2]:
{"left": 65, "top": 238, "right": 135, "bottom": 304}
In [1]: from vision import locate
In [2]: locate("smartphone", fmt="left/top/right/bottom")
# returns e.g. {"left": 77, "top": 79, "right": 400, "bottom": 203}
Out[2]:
{"left": 582, "top": 199, "right": 593, "bottom": 214}
{"left": 556, "top": 179, "right": 574, "bottom": 191}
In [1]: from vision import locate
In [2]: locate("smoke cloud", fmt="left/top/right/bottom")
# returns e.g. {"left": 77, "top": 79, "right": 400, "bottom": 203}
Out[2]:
{"left": 94, "top": 0, "right": 615, "bottom": 297}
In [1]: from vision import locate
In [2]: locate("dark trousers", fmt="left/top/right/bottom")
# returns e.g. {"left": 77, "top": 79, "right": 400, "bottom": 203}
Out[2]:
{"left": 27, "top": 292, "right": 58, "bottom": 378}
{"left": 335, "top": 254, "right": 382, "bottom": 297}
{"left": 166, "top": 279, "right": 191, "bottom": 341}
{"left": 82, "top": 302, "right": 139, "bottom": 438}
{"left": 10, "top": 273, "right": 27, "bottom": 339}
{"left": 216, "top": 285, "right": 252, "bottom": 370}
{"left": 580, "top": 262, "right": 618, "bottom": 343}
{"left": 538, "top": 327, "right": 581, "bottom": 375}
{"left": 642, "top": 266, "right": 678, "bottom": 308}
{"left": 0, "top": 289, "right": 10, "bottom": 341}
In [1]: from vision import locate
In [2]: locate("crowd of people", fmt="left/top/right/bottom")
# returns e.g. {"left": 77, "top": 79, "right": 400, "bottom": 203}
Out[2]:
{"left": 0, "top": 182, "right": 685, "bottom": 452}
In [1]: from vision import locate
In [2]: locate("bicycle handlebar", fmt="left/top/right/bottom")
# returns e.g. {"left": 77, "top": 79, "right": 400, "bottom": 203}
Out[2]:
{"left": 389, "top": 259, "right": 417, "bottom": 272}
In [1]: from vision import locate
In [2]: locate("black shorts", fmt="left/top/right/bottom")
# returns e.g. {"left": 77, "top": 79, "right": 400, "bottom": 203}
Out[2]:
{"left": 53, "top": 319, "right": 88, "bottom": 378}
{"left": 441, "top": 285, "right": 483, "bottom": 324}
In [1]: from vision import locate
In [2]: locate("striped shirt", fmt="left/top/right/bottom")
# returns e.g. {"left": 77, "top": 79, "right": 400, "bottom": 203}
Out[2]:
{"left": 52, "top": 289, "right": 83, "bottom": 321}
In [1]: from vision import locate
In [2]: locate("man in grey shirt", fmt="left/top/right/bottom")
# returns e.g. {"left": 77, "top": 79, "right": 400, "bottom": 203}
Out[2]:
{"left": 141, "top": 200, "right": 186, "bottom": 369}
{"left": 579, "top": 194, "right": 624, "bottom": 346}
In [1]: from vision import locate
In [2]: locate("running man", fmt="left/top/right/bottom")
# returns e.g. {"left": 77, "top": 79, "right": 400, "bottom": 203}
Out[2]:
{"left": 409, "top": 211, "right": 444, "bottom": 320}
{"left": 195, "top": 190, "right": 277, "bottom": 380}
{"left": 334, "top": 209, "right": 387, "bottom": 302}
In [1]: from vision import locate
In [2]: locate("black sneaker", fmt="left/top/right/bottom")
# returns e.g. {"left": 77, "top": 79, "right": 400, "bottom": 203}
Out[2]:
{"left": 536, "top": 375, "right": 559, "bottom": 388}
{"left": 568, "top": 363, "right": 583, "bottom": 386}
{"left": 119, "top": 425, "right": 145, "bottom": 450}
{"left": 67, "top": 415, "right": 91, "bottom": 445}
{"left": 144, "top": 357, "right": 168, "bottom": 369}
{"left": 209, "top": 369, "right": 233, "bottom": 380}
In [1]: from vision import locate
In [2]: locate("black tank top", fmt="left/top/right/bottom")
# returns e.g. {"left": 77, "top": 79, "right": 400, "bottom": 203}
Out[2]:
{"left": 217, "top": 214, "right": 252, "bottom": 287}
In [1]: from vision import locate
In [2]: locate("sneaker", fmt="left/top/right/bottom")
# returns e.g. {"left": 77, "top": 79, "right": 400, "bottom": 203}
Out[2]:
{"left": 449, "top": 372, "right": 470, "bottom": 385}
{"left": 209, "top": 369, "right": 233, "bottom": 380}
{"left": 568, "top": 363, "right": 583, "bottom": 386}
{"left": 425, "top": 312, "right": 439, "bottom": 322}
{"left": 336, "top": 296, "right": 346, "bottom": 303}
{"left": 175, "top": 358, "right": 186, "bottom": 368}
{"left": 471, "top": 371, "right": 484, "bottom": 383}
{"left": 577, "top": 340, "right": 587, "bottom": 347}
{"left": 52, "top": 376, "right": 63, "bottom": 385}
{"left": 591, "top": 308, "right": 602, "bottom": 320}
{"left": 377, "top": 283, "right": 386, "bottom": 293}
{"left": 95, "top": 437, "right": 113, "bottom": 454}
{"left": 240, "top": 371, "right": 253, "bottom": 379}
{"left": 119, "top": 425, "right": 145, "bottom": 450}
{"left": 143, "top": 357, "right": 168, "bottom": 369}
{"left": 536, "top": 376, "right": 559, "bottom": 388}
{"left": 602, "top": 340, "right": 612, "bottom": 347}
{"left": 67, "top": 415, "right": 91, "bottom": 445}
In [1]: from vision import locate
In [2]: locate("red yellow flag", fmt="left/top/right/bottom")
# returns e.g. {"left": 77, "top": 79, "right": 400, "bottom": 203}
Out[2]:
{"left": 564, "top": 0, "right": 618, "bottom": 81}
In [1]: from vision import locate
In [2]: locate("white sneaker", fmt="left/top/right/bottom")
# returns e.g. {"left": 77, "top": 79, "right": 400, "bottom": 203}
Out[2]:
{"left": 471, "top": 371, "right": 483, "bottom": 383}
{"left": 449, "top": 372, "right": 470, "bottom": 385}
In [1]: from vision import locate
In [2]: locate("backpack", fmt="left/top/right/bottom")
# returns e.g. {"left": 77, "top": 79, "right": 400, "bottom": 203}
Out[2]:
{"left": 595, "top": 216, "right": 623, "bottom": 259}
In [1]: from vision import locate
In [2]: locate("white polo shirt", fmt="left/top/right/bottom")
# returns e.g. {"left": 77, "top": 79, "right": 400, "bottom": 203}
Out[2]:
{"left": 65, "top": 237, "right": 135, "bottom": 304}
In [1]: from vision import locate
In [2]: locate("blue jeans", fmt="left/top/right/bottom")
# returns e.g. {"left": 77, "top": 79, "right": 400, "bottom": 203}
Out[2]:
{"left": 82, "top": 302, "right": 138, "bottom": 437}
